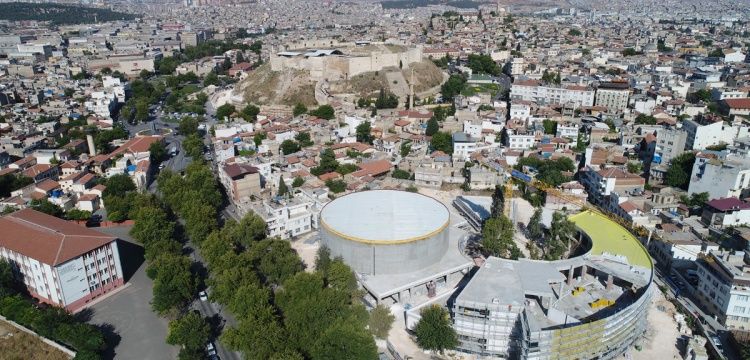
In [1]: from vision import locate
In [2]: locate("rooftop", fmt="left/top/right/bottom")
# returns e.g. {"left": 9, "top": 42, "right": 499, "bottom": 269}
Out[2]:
{"left": 320, "top": 190, "right": 449, "bottom": 244}
{"left": 569, "top": 211, "right": 652, "bottom": 269}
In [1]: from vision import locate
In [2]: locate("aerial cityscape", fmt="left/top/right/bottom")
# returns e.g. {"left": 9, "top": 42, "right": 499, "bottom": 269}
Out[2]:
{"left": 0, "top": 0, "right": 749, "bottom": 359}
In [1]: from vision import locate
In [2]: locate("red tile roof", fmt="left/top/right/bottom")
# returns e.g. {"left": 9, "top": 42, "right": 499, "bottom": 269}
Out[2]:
{"left": 0, "top": 209, "right": 116, "bottom": 266}
{"left": 706, "top": 197, "right": 750, "bottom": 212}
{"left": 724, "top": 98, "right": 750, "bottom": 109}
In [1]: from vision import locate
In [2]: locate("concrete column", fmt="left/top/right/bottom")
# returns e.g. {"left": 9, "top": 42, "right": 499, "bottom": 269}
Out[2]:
{"left": 606, "top": 274, "right": 614, "bottom": 291}
{"left": 581, "top": 264, "right": 588, "bottom": 280}
{"left": 567, "top": 265, "right": 575, "bottom": 286}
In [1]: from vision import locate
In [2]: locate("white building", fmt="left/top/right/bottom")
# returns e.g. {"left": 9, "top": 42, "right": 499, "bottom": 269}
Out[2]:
{"left": 509, "top": 101, "right": 531, "bottom": 122}
{"left": 689, "top": 153, "right": 750, "bottom": 200}
{"left": 595, "top": 82, "right": 631, "bottom": 113}
{"left": 682, "top": 120, "right": 749, "bottom": 151}
{"left": 247, "top": 196, "right": 317, "bottom": 239}
{"left": 452, "top": 132, "right": 478, "bottom": 162}
{"left": 695, "top": 252, "right": 750, "bottom": 330}
{"left": 511, "top": 80, "right": 595, "bottom": 108}
{"left": 556, "top": 123, "right": 580, "bottom": 139}
{"left": 506, "top": 131, "right": 535, "bottom": 149}
{"left": 0, "top": 209, "right": 125, "bottom": 312}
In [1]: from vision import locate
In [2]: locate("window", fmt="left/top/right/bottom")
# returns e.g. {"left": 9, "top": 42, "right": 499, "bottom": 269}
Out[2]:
{"left": 734, "top": 306, "right": 746, "bottom": 313}
{"left": 737, "top": 295, "right": 749, "bottom": 302}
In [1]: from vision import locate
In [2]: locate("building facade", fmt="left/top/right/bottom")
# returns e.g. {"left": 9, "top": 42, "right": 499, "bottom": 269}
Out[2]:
{"left": 0, "top": 209, "right": 125, "bottom": 312}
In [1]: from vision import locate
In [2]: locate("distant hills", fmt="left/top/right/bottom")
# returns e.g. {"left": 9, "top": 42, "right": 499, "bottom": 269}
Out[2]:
{"left": 0, "top": 2, "right": 135, "bottom": 25}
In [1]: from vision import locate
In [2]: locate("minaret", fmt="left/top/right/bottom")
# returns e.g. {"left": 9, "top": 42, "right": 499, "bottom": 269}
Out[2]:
{"left": 409, "top": 67, "right": 415, "bottom": 110}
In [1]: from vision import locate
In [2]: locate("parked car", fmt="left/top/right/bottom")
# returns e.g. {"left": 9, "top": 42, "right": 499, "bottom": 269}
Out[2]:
{"left": 206, "top": 342, "right": 216, "bottom": 356}
{"left": 199, "top": 290, "right": 208, "bottom": 302}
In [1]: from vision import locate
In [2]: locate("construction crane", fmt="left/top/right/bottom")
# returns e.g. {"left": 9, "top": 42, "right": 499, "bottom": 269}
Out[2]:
{"left": 508, "top": 169, "right": 651, "bottom": 238}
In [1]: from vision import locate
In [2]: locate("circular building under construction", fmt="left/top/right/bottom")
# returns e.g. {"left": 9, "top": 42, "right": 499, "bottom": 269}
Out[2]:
{"left": 320, "top": 190, "right": 450, "bottom": 276}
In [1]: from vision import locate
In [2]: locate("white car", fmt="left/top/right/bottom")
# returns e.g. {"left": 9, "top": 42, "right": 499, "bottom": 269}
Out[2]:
{"left": 199, "top": 290, "right": 208, "bottom": 302}
{"left": 206, "top": 342, "right": 216, "bottom": 355}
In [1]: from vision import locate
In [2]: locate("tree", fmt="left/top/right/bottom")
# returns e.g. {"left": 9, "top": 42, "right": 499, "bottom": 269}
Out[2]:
{"left": 66, "top": 209, "right": 91, "bottom": 221}
{"left": 490, "top": 185, "right": 505, "bottom": 218}
{"left": 103, "top": 174, "right": 136, "bottom": 198}
{"left": 149, "top": 141, "right": 168, "bottom": 164}
{"left": 413, "top": 305, "right": 458, "bottom": 354}
{"left": 293, "top": 103, "right": 308, "bottom": 117}
{"left": 203, "top": 71, "right": 220, "bottom": 86}
{"left": 621, "top": 48, "right": 639, "bottom": 56}
{"left": 634, "top": 114, "right": 657, "bottom": 125}
{"left": 527, "top": 208, "right": 544, "bottom": 241}
{"left": 400, "top": 141, "right": 411, "bottom": 157}
{"left": 311, "top": 321, "right": 378, "bottom": 360}
{"left": 326, "top": 179, "right": 347, "bottom": 193}
{"left": 179, "top": 116, "right": 200, "bottom": 136}
{"left": 425, "top": 117, "right": 439, "bottom": 136}
{"left": 627, "top": 161, "right": 642, "bottom": 174}
{"left": 374, "top": 89, "right": 399, "bottom": 109}
{"left": 216, "top": 103, "right": 236, "bottom": 120}
{"left": 309, "top": 105, "right": 335, "bottom": 120}
{"left": 315, "top": 245, "right": 332, "bottom": 274}
{"left": 0, "top": 174, "right": 33, "bottom": 197}
{"left": 466, "top": 54, "right": 501, "bottom": 75}
{"left": 430, "top": 131, "right": 453, "bottom": 154}
{"left": 295, "top": 132, "right": 313, "bottom": 147}
{"left": 182, "top": 134, "right": 204, "bottom": 159}
{"left": 440, "top": 74, "right": 466, "bottom": 100}
{"left": 253, "top": 132, "right": 266, "bottom": 147}
{"left": 545, "top": 212, "right": 575, "bottom": 260}
{"left": 481, "top": 214, "right": 521, "bottom": 259}
{"left": 241, "top": 104, "right": 260, "bottom": 122}
{"left": 150, "top": 254, "right": 196, "bottom": 314}
{"left": 277, "top": 176, "right": 290, "bottom": 197}
{"left": 222, "top": 305, "right": 288, "bottom": 360}
{"left": 292, "top": 176, "right": 305, "bottom": 188}
{"left": 392, "top": 169, "right": 411, "bottom": 180}
{"left": 355, "top": 121, "right": 374, "bottom": 144}
{"left": 166, "top": 312, "right": 210, "bottom": 358}
{"left": 568, "top": 28, "right": 582, "bottom": 36}
{"left": 30, "top": 199, "right": 64, "bottom": 218}
{"left": 311, "top": 148, "right": 340, "bottom": 176}
{"left": 368, "top": 305, "right": 395, "bottom": 339}
{"left": 280, "top": 140, "right": 301, "bottom": 155}
{"left": 542, "top": 119, "right": 557, "bottom": 134}
{"left": 665, "top": 152, "right": 696, "bottom": 190}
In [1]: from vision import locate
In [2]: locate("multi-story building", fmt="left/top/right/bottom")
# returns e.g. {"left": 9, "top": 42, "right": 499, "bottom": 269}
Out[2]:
{"left": 701, "top": 197, "right": 750, "bottom": 228}
{"left": 581, "top": 167, "right": 645, "bottom": 206}
{"left": 452, "top": 132, "right": 478, "bottom": 162}
{"left": 0, "top": 209, "right": 125, "bottom": 312}
{"left": 682, "top": 120, "right": 749, "bottom": 151}
{"left": 595, "top": 82, "right": 631, "bottom": 113}
{"left": 246, "top": 196, "right": 316, "bottom": 239}
{"left": 695, "top": 252, "right": 750, "bottom": 330}
{"left": 450, "top": 212, "right": 652, "bottom": 359}
{"left": 511, "top": 80, "right": 595, "bottom": 109}
{"left": 220, "top": 163, "right": 262, "bottom": 202}
{"left": 689, "top": 153, "right": 750, "bottom": 200}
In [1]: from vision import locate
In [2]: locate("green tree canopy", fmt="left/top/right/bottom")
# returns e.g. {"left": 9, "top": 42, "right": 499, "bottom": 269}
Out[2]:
{"left": 309, "top": 105, "right": 335, "bottom": 120}
{"left": 665, "top": 152, "right": 695, "bottom": 190}
{"left": 280, "top": 140, "right": 301, "bottom": 155}
{"left": 430, "top": 131, "right": 453, "bottom": 154}
{"left": 425, "top": 117, "right": 439, "bottom": 136}
{"left": 481, "top": 214, "right": 521, "bottom": 259}
{"left": 414, "top": 305, "right": 458, "bottom": 354}
{"left": 166, "top": 312, "right": 210, "bottom": 358}
{"left": 293, "top": 103, "right": 308, "bottom": 117}
{"left": 355, "top": 121, "right": 374, "bottom": 144}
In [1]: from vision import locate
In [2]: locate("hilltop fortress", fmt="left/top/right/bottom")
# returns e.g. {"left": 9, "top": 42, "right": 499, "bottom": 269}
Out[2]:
{"left": 270, "top": 39, "right": 423, "bottom": 81}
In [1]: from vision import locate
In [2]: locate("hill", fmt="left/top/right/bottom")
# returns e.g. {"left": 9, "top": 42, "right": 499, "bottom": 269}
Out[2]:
{"left": 0, "top": 3, "right": 135, "bottom": 25}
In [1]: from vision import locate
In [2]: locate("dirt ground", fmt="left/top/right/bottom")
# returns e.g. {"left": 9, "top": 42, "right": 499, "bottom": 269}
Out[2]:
{"left": 0, "top": 319, "right": 71, "bottom": 360}
{"left": 629, "top": 289, "right": 683, "bottom": 360}
{"left": 290, "top": 232, "right": 320, "bottom": 272}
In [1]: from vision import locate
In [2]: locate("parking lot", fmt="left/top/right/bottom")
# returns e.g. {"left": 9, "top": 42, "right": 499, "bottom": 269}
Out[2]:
{"left": 87, "top": 226, "right": 179, "bottom": 360}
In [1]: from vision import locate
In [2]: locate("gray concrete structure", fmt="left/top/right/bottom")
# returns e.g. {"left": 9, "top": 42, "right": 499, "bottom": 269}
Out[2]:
{"left": 320, "top": 190, "right": 450, "bottom": 275}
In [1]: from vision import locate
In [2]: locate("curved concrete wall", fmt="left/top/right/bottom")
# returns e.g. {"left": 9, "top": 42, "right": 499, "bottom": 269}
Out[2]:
{"left": 321, "top": 225, "right": 449, "bottom": 275}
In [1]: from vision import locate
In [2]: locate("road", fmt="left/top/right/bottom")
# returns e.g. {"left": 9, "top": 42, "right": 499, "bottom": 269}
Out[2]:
{"left": 133, "top": 102, "right": 241, "bottom": 360}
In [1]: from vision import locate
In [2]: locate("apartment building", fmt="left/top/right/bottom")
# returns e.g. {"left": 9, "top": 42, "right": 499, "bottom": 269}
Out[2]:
{"left": 220, "top": 163, "right": 262, "bottom": 202}
{"left": 695, "top": 252, "right": 750, "bottom": 330}
{"left": 581, "top": 167, "right": 645, "bottom": 206}
{"left": 246, "top": 197, "right": 316, "bottom": 239}
{"left": 0, "top": 209, "right": 125, "bottom": 312}
{"left": 595, "top": 82, "right": 631, "bottom": 113}
{"left": 510, "top": 80, "right": 595, "bottom": 109}
{"left": 689, "top": 153, "right": 750, "bottom": 200}
{"left": 682, "top": 120, "right": 749, "bottom": 150}
{"left": 452, "top": 132, "right": 478, "bottom": 162}
{"left": 701, "top": 197, "right": 750, "bottom": 228}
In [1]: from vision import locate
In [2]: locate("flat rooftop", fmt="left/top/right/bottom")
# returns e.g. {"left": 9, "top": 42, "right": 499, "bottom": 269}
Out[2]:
{"left": 320, "top": 190, "right": 449, "bottom": 244}
{"left": 569, "top": 211, "right": 652, "bottom": 269}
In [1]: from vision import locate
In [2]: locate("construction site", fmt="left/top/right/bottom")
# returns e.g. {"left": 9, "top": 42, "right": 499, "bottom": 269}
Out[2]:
{"left": 315, "top": 176, "right": 654, "bottom": 360}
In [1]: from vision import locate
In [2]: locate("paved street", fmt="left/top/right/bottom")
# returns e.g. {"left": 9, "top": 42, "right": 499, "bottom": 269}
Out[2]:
{"left": 87, "top": 226, "right": 179, "bottom": 360}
